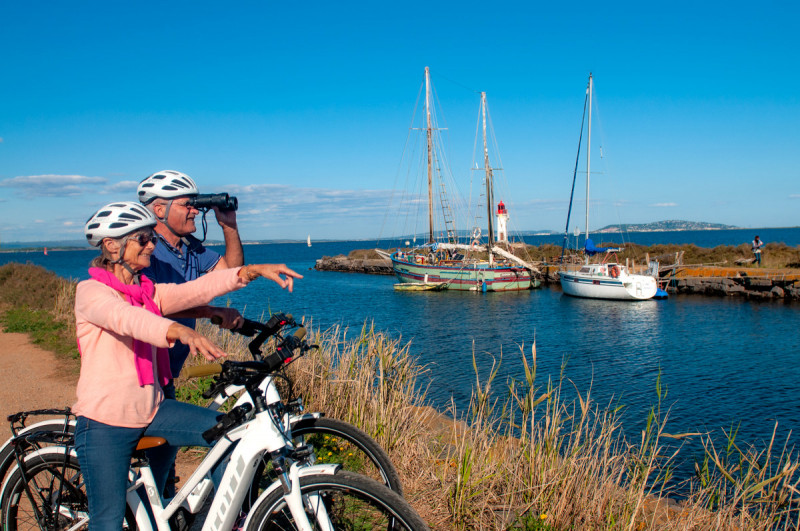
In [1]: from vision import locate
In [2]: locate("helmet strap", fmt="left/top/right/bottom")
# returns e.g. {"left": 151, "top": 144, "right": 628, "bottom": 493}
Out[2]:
{"left": 108, "top": 237, "right": 141, "bottom": 285}
{"left": 160, "top": 199, "right": 207, "bottom": 246}
{"left": 121, "top": 262, "right": 141, "bottom": 285}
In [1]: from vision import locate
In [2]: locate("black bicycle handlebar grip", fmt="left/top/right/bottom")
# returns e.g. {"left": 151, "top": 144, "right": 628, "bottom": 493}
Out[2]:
{"left": 276, "top": 327, "right": 307, "bottom": 357}
{"left": 181, "top": 363, "right": 223, "bottom": 379}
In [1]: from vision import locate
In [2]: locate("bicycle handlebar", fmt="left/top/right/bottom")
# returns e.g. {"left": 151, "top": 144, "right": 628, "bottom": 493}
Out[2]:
{"left": 182, "top": 325, "right": 312, "bottom": 384}
{"left": 210, "top": 313, "right": 294, "bottom": 338}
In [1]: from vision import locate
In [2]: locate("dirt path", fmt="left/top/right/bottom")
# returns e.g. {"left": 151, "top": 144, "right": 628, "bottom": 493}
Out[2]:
{"left": 0, "top": 330, "right": 78, "bottom": 418}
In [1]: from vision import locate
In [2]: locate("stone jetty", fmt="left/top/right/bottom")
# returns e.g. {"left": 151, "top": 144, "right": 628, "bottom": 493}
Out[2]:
{"left": 663, "top": 266, "right": 800, "bottom": 300}
{"left": 315, "top": 255, "right": 393, "bottom": 275}
{"left": 317, "top": 255, "right": 800, "bottom": 301}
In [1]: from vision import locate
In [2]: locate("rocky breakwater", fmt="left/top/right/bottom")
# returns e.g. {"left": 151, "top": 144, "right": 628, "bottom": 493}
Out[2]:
{"left": 315, "top": 254, "right": 393, "bottom": 275}
{"left": 671, "top": 275, "right": 800, "bottom": 301}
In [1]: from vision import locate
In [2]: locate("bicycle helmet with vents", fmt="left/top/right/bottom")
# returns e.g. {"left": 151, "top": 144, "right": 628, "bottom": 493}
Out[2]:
{"left": 84, "top": 201, "right": 157, "bottom": 247}
{"left": 137, "top": 170, "right": 199, "bottom": 205}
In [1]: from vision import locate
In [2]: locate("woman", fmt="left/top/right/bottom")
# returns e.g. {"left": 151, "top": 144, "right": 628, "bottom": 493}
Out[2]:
{"left": 73, "top": 201, "right": 302, "bottom": 529}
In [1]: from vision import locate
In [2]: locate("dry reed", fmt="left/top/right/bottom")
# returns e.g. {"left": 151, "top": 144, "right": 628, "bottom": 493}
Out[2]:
{"left": 183, "top": 320, "right": 799, "bottom": 530}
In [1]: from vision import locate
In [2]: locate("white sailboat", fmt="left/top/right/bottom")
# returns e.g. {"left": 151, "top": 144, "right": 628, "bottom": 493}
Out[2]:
{"left": 307, "top": 235, "right": 311, "bottom": 247}
{"left": 559, "top": 74, "right": 657, "bottom": 301}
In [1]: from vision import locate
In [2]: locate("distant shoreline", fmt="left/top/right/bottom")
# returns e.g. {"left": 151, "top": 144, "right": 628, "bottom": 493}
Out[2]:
{"left": 2, "top": 226, "right": 799, "bottom": 252}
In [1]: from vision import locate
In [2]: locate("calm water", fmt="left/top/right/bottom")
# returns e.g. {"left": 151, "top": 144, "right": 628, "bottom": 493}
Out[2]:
{"left": 3, "top": 229, "right": 799, "bottom": 484}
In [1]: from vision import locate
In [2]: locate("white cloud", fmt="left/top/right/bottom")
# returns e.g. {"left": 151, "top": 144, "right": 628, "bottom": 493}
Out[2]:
{"left": 650, "top": 202, "right": 678, "bottom": 207}
{"left": 227, "top": 184, "right": 398, "bottom": 221}
{"left": 104, "top": 180, "right": 139, "bottom": 194}
{"left": 0, "top": 174, "right": 107, "bottom": 198}
{"left": 790, "top": 194, "right": 800, "bottom": 199}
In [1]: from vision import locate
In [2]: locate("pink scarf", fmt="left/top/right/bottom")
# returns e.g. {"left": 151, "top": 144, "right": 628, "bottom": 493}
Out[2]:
{"left": 87, "top": 267, "right": 172, "bottom": 387}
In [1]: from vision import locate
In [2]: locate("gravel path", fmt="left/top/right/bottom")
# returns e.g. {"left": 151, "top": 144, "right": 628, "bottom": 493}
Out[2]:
{"left": 0, "top": 330, "right": 77, "bottom": 418}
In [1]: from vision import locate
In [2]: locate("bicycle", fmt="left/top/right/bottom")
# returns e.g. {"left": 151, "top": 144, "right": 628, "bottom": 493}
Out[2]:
{"left": 0, "top": 312, "right": 401, "bottom": 502}
{"left": 1, "top": 346, "right": 429, "bottom": 530}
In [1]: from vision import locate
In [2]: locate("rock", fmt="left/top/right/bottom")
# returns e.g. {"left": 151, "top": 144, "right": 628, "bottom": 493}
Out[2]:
{"left": 314, "top": 255, "right": 393, "bottom": 275}
{"left": 745, "top": 278, "right": 773, "bottom": 290}
{"left": 705, "top": 280, "right": 731, "bottom": 296}
{"left": 770, "top": 286, "right": 785, "bottom": 298}
{"left": 727, "top": 284, "right": 745, "bottom": 294}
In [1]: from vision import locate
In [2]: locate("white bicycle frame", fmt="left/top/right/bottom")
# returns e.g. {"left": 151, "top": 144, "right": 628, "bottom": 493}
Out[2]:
{"left": 0, "top": 373, "right": 320, "bottom": 471}
{"left": 129, "top": 401, "right": 338, "bottom": 531}
{"left": 14, "top": 401, "right": 338, "bottom": 531}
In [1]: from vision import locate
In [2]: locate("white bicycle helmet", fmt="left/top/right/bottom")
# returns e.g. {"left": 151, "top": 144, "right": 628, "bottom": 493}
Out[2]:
{"left": 137, "top": 170, "right": 199, "bottom": 205}
{"left": 84, "top": 201, "right": 157, "bottom": 247}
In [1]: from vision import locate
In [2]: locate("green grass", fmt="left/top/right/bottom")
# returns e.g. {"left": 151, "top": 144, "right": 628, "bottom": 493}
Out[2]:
{"left": 0, "top": 307, "right": 77, "bottom": 359}
{"left": 0, "top": 263, "right": 79, "bottom": 361}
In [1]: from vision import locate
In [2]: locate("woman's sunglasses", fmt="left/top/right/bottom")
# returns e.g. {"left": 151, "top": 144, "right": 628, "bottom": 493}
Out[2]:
{"left": 131, "top": 231, "right": 158, "bottom": 246}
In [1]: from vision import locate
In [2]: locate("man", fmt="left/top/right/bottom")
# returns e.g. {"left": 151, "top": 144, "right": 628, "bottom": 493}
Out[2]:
{"left": 137, "top": 170, "right": 245, "bottom": 394}
{"left": 752, "top": 235, "right": 764, "bottom": 267}
{"left": 137, "top": 170, "right": 246, "bottom": 498}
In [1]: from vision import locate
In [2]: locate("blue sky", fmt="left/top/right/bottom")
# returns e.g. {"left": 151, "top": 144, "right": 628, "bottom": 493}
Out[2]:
{"left": 1, "top": 1, "right": 798, "bottom": 244}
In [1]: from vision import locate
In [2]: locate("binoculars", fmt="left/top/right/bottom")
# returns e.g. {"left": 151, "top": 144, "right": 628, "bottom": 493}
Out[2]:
{"left": 187, "top": 193, "right": 238, "bottom": 211}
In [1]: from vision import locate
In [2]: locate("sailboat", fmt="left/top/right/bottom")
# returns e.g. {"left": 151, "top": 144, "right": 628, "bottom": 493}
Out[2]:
{"left": 390, "top": 68, "right": 537, "bottom": 292}
{"left": 559, "top": 74, "right": 657, "bottom": 301}
{"left": 307, "top": 235, "right": 311, "bottom": 247}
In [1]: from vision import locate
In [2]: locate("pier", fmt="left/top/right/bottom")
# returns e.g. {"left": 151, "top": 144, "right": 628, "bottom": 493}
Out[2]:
{"left": 317, "top": 254, "right": 800, "bottom": 301}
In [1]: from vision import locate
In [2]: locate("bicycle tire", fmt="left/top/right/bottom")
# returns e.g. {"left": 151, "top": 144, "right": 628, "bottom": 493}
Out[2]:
{"left": 289, "top": 417, "right": 402, "bottom": 494}
{"left": 245, "top": 470, "right": 429, "bottom": 531}
{"left": 0, "top": 421, "right": 74, "bottom": 490}
{"left": 1, "top": 450, "right": 136, "bottom": 530}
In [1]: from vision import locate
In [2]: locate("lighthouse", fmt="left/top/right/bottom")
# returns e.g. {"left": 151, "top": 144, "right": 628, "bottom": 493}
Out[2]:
{"left": 496, "top": 201, "right": 509, "bottom": 243}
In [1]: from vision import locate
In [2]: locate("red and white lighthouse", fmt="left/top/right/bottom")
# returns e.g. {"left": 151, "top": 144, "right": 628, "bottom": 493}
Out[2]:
{"left": 496, "top": 201, "right": 509, "bottom": 242}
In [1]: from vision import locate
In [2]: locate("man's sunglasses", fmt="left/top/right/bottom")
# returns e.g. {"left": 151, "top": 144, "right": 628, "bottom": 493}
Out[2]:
{"left": 131, "top": 232, "right": 158, "bottom": 246}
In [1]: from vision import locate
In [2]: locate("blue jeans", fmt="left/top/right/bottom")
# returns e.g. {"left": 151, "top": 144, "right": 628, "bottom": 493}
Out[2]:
{"left": 159, "top": 380, "right": 178, "bottom": 497}
{"left": 74, "top": 400, "right": 223, "bottom": 531}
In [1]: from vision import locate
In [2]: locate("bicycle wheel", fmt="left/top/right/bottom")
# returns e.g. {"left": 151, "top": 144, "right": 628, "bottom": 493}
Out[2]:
{"left": 289, "top": 417, "right": 402, "bottom": 494}
{"left": 1, "top": 450, "right": 138, "bottom": 531}
{"left": 0, "top": 421, "right": 74, "bottom": 490}
{"left": 245, "top": 470, "right": 429, "bottom": 531}
{"left": 1, "top": 451, "right": 88, "bottom": 531}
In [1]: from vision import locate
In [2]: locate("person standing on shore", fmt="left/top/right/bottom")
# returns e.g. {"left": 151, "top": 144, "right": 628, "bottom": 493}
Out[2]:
{"left": 752, "top": 235, "right": 764, "bottom": 266}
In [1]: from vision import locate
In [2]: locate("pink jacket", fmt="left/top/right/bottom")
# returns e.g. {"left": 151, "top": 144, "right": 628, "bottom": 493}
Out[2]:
{"left": 73, "top": 267, "right": 248, "bottom": 427}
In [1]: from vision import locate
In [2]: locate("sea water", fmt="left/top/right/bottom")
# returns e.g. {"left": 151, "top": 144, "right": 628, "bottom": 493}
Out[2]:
{"left": 2, "top": 228, "right": 799, "bottom": 486}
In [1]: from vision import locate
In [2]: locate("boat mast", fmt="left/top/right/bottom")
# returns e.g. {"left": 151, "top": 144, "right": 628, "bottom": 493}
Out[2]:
{"left": 585, "top": 73, "right": 592, "bottom": 244}
{"left": 482, "top": 92, "right": 494, "bottom": 264}
{"left": 425, "top": 67, "right": 434, "bottom": 244}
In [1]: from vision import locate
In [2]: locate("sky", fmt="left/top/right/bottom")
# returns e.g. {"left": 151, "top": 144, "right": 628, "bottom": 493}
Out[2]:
{"left": 1, "top": 1, "right": 798, "bottom": 244}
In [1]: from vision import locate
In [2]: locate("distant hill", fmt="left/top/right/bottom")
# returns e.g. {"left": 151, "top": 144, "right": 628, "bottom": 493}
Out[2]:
{"left": 596, "top": 220, "right": 738, "bottom": 233}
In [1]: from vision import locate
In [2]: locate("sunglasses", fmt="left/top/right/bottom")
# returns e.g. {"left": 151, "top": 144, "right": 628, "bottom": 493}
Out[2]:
{"left": 131, "top": 231, "right": 158, "bottom": 246}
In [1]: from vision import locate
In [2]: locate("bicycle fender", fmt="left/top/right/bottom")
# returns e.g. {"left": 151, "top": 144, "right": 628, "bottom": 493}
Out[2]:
{"left": 0, "top": 418, "right": 76, "bottom": 457}
{"left": 240, "top": 464, "right": 341, "bottom": 529}
{"left": 288, "top": 412, "right": 323, "bottom": 423}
